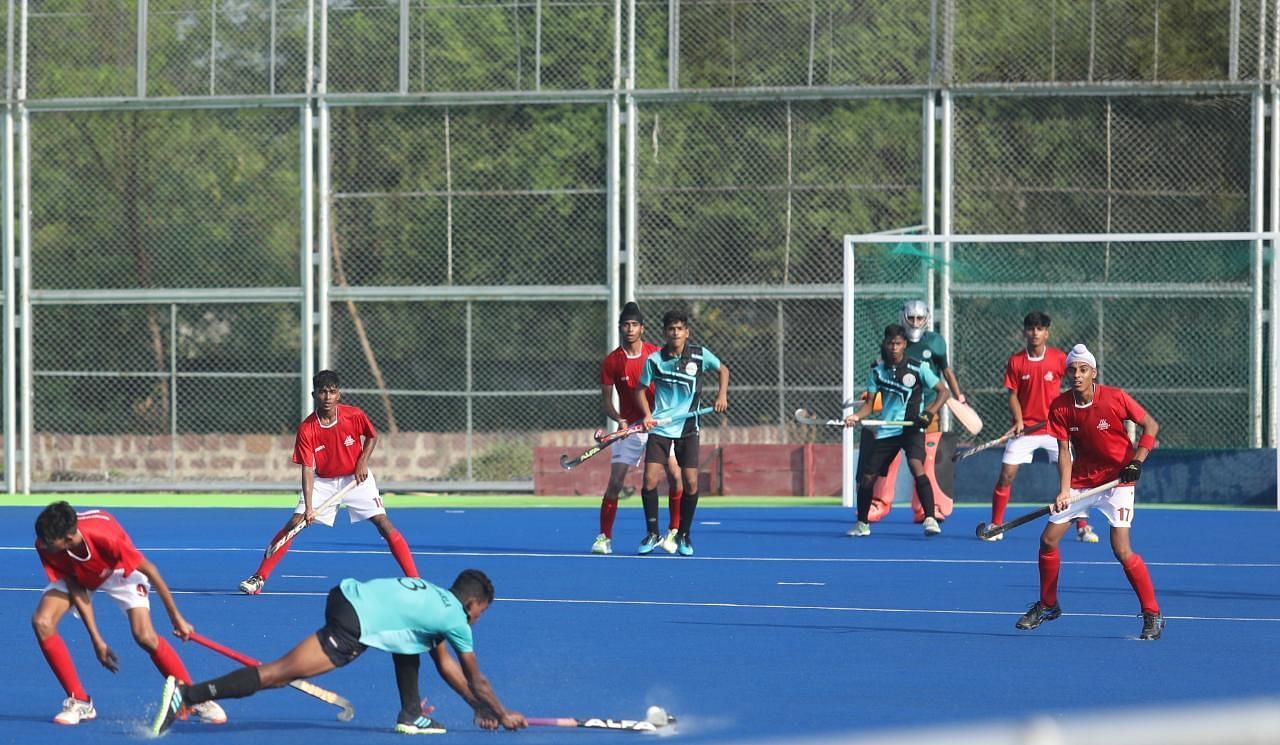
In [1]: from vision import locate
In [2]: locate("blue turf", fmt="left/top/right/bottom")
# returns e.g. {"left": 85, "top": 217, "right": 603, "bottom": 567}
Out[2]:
{"left": 1, "top": 503, "right": 1277, "bottom": 744}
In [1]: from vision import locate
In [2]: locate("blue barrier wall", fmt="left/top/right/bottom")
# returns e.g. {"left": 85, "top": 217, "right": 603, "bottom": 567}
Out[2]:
{"left": 950, "top": 448, "right": 1277, "bottom": 507}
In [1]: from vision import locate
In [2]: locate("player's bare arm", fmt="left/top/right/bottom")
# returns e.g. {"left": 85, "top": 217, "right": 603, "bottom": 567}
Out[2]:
{"left": 136, "top": 558, "right": 192, "bottom": 640}
{"left": 1008, "top": 390, "right": 1024, "bottom": 434}
{"left": 301, "top": 466, "right": 317, "bottom": 523}
{"left": 927, "top": 381, "right": 950, "bottom": 417}
{"left": 456, "top": 651, "right": 525, "bottom": 730}
{"left": 1134, "top": 413, "right": 1159, "bottom": 461}
{"left": 845, "top": 398, "right": 875, "bottom": 426}
{"left": 635, "top": 386, "right": 655, "bottom": 429}
{"left": 65, "top": 576, "right": 118, "bottom": 672}
{"left": 355, "top": 433, "right": 376, "bottom": 483}
{"left": 944, "top": 368, "right": 965, "bottom": 403}
{"left": 601, "top": 384, "right": 625, "bottom": 427}
{"left": 1052, "top": 437, "right": 1073, "bottom": 512}
{"left": 713, "top": 364, "right": 730, "bottom": 412}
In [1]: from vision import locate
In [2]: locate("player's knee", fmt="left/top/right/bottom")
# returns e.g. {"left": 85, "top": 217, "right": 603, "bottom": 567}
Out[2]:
{"left": 132, "top": 628, "right": 159, "bottom": 650}
{"left": 31, "top": 612, "right": 57, "bottom": 639}
{"left": 1113, "top": 547, "right": 1132, "bottom": 563}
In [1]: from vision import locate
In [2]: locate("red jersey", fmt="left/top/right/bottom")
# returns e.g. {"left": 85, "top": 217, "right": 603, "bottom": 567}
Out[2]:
{"left": 1003, "top": 347, "right": 1068, "bottom": 426}
{"left": 600, "top": 342, "right": 660, "bottom": 424}
{"left": 37, "top": 510, "right": 144, "bottom": 590}
{"left": 292, "top": 403, "right": 376, "bottom": 478}
{"left": 1047, "top": 385, "right": 1147, "bottom": 489}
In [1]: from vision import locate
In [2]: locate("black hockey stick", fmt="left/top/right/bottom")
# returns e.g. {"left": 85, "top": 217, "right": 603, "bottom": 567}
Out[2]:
{"left": 975, "top": 479, "right": 1120, "bottom": 540}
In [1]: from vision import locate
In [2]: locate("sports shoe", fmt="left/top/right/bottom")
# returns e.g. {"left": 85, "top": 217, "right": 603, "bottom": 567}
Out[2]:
{"left": 189, "top": 700, "right": 227, "bottom": 724}
{"left": 53, "top": 696, "right": 95, "bottom": 725}
{"left": 591, "top": 534, "right": 612, "bottom": 555}
{"left": 396, "top": 715, "right": 447, "bottom": 734}
{"left": 1139, "top": 611, "right": 1166, "bottom": 640}
{"left": 676, "top": 534, "right": 694, "bottom": 556}
{"left": 846, "top": 521, "right": 871, "bottom": 537}
{"left": 637, "top": 532, "right": 663, "bottom": 555}
{"left": 150, "top": 676, "right": 185, "bottom": 736}
{"left": 979, "top": 531, "right": 1004, "bottom": 542}
{"left": 660, "top": 528, "right": 679, "bottom": 554}
{"left": 238, "top": 574, "right": 265, "bottom": 595}
{"left": 1015, "top": 601, "right": 1063, "bottom": 630}
{"left": 1077, "top": 524, "right": 1099, "bottom": 543}
{"left": 922, "top": 517, "right": 942, "bottom": 536}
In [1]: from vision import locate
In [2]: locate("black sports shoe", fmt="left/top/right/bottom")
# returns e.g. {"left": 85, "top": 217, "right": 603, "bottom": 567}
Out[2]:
{"left": 1139, "top": 611, "right": 1165, "bottom": 640}
{"left": 1015, "top": 601, "right": 1062, "bottom": 630}
{"left": 150, "top": 675, "right": 186, "bottom": 736}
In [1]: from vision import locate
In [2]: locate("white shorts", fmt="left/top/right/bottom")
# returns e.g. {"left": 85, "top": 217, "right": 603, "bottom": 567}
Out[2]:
{"left": 1002, "top": 433, "right": 1060, "bottom": 465}
{"left": 295, "top": 473, "right": 384, "bottom": 526}
{"left": 1049, "top": 483, "right": 1136, "bottom": 528}
{"left": 45, "top": 569, "right": 152, "bottom": 612}
{"left": 610, "top": 431, "right": 649, "bottom": 466}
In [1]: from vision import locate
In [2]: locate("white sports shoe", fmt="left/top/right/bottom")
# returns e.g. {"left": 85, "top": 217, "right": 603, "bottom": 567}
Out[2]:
{"left": 238, "top": 574, "right": 265, "bottom": 594}
{"left": 922, "top": 517, "right": 942, "bottom": 536}
{"left": 189, "top": 700, "right": 227, "bottom": 724}
{"left": 979, "top": 531, "right": 1004, "bottom": 542}
{"left": 53, "top": 697, "right": 96, "bottom": 725}
{"left": 660, "top": 529, "right": 679, "bottom": 554}
{"left": 590, "top": 534, "right": 612, "bottom": 555}
{"left": 846, "top": 521, "right": 871, "bottom": 537}
{"left": 1077, "top": 524, "right": 1100, "bottom": 543}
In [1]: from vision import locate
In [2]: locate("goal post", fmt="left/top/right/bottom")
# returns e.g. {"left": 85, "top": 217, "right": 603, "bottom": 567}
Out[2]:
{"left": 841, "top": 231, "right": 1277, "bottom": 511}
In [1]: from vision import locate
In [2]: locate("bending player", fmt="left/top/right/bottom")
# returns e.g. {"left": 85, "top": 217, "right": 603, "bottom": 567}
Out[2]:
{"left": 32, "top": 501, "right": 226, "bottom": 726}
{"left": 985, "top": 311, "right": 1096, "bottom": 542}
{"left": 870, "top": 299, "right": 966, "bottom": 523}
{"left": 593, "top": 302, "right": 684, "bottom": 555}
{"left": 636, "top": 308, "right": 729, "bottom": 556}
{"left": 844, "top": 324, "right": 949, "bottom": 538}
{"left": 1015, "top": 344, "right": 1165, "bottom": 640}
{"left": 151, "top": 570, "right": 526, "bottom": 735}
{"left": 239, "top": 369, "right": 419, "bottom": 594}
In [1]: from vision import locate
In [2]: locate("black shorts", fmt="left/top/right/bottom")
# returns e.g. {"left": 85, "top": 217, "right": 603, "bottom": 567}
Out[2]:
{"left": 315, "top": 585, "right": 367, "bottom": 668}
{"left": 857, "top": 429, "right": 926, "bottom": 479}
{"left": 646, "top": 433, "right": 699, "bottom": 469}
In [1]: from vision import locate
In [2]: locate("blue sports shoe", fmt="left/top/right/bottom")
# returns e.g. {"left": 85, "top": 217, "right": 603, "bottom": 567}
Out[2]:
{"left": 637, "top": 532, "right": 663, "bottom": 555}
{"left": 676, "top": 534, "right": 694, "bottom": 556}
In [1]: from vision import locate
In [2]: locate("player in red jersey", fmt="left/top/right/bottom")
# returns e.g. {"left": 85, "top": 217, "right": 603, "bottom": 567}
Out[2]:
{"left": 238, "top": 369, "right": 419, "bottom": 594}
{"left": 984, "top": 311, "right": 1095, "bottom": 542}
{"left": 1014, "top": 344, "right": 1165, "bottom": 640}
{"left": 32, "top": 501, "right": 228, "bottom": 725}
{"left": 592, "top": 302, "right": 682, "bottom": 555}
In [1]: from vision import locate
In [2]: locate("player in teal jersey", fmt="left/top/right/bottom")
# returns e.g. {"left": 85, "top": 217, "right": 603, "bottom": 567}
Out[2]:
{"left": 635, "top": 309, "right": 730, "bottom": 556}
{"left": 150, "top": 570, "right": 525, "bottom": 736}
{"left": 845, "top": 324, "right": 950, "bottom": 538}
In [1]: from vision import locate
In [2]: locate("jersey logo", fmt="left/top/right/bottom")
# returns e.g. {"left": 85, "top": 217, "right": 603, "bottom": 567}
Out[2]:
{"left": 1020, "top": 374, "right": 1031, "bottom": 380}
{"left": 344, "top": 435, "right": 355, "bottom": 447}
{"left": 683, "top": 361, "right": 698, "bottom": 376}
{"left": 902, "top": 372, "right": 917, "bottom": 387}
{"left": 1096, "top": 418, "right": 1111, "bottom": 431}
{"left": 315, "top": 445, "right": 326, "bottom": 452}
{"left": 921, "top": 350, "right": 932, "bottom": 359}
{"left": 1044, "top": 372, "right": 1055, "bottom": 381}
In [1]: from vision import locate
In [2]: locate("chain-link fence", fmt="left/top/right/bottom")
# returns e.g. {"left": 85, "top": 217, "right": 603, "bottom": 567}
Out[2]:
{"left": 1, "top": 0, "right": 1276, "bottom": 491}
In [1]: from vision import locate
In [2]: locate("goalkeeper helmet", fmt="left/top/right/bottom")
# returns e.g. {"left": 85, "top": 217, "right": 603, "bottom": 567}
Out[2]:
{"left": 900, "top": 299, "right": 930, "bottom": 343}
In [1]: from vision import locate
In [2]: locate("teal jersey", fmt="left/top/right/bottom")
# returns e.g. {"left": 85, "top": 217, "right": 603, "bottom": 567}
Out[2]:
{"left": 639, "top": 343, "right": 722, "bottom": 439}
{"left": 339, "top": 577, "right": 473, "bottom": 656}
{"left": 906, "top": 331, "right": 949, "bottom": 405}
{"left": 865, "top": 357, "right": 940, "bottom": 439}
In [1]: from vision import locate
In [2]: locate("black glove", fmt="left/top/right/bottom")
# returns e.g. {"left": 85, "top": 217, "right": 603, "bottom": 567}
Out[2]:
{"left": 914, "top": 411, "right": 934, "bottom": 431}
{"left": 1119, "top": 459, "right": 1143, "bottom": 483}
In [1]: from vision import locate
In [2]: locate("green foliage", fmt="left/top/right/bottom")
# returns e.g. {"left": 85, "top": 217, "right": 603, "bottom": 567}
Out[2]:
{"left": 443, "top": 439, "right": 533, "bottom": 481}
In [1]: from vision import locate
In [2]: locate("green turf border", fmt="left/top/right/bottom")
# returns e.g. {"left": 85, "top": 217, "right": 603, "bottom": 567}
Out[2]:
{"left": 0, "top": 493, "right": 1270, "bottom": 509}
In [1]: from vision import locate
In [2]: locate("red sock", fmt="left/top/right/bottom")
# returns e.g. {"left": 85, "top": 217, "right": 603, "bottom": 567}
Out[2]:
{"left": 991, "top": 485, "right": 1011, "bottom": 524}
{"left": 1122, "top": 553, "right": 1160, "bottom": 614}
{"left": 668, "top": 489, "right": 683, "bottom": 531}
{"left": 150, "top": 637, "right": 191, "bottom": 683}
{"left": 255, "top": 526, "right": 294, "bottom": 581}
{"left": 599, "top": 498, "right": 618, "bottom": 538}
{"left": 386, "top": 530, "right": 419, "bottom": 578}
{"left": 1038, "top": 548, "right": 1061, "bottom": 607}
{"left": 1076, "top": 517, "right": 1091, "bottom": 529}
{"left": 39, "top": 634, "right": 88, "bottom": 701}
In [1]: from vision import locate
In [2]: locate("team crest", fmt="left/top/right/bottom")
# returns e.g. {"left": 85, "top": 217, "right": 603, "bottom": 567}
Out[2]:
{"left": 902, "top": 373, "right": 917, "bottom": 387}
{"left": 344, "top": 435, "right": 355, "bottom": 446}
{"left": 1096, "top": 419, "right": 1111, "bottom": 431}
{"left": 921, "top": 350, "right": 933, "bottom": 359}
{"left": 1044, "top": 372, "right": 1055, "bottom": 381}
{"left": 684, "top": 362, "right": 697, "bottom": 376}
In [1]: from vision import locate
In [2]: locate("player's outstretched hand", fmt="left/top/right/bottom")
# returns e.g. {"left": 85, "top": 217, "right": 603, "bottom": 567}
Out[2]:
{"left": 1120, "top": 459, "right": 1143, "bottom": 483}
{"left": 93, "top": 640, "right": 120, "bottom": 672}
{"left": 500, "top": 712, "right": 527, "bottom": 730}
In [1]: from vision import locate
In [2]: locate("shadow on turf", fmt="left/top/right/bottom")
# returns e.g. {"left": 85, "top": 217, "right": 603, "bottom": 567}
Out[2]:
{"left": 668, "top": 618, "right": 1106, "bottom": 640}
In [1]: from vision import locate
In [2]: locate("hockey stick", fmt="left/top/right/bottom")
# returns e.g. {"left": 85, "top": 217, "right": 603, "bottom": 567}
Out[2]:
{"left": 974, "top": 478, "right": 1121, "bottom": 540}
{"left": 187, "top": 631, "right": 355, "bottom": 721}
{"left": 793, "top": 408, "right": 912, "bottom": 428}
{"left": 952, "top": 422, "right": 1047, "bottom": 462}
{"left": 561, "top": 407, "right": 714, "bottom": 470}
{"left": 264, "top": 478, "right": 360, "bottom": 558}
{"left": 527, "top": 711, "right": 677, "bottom": 734}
